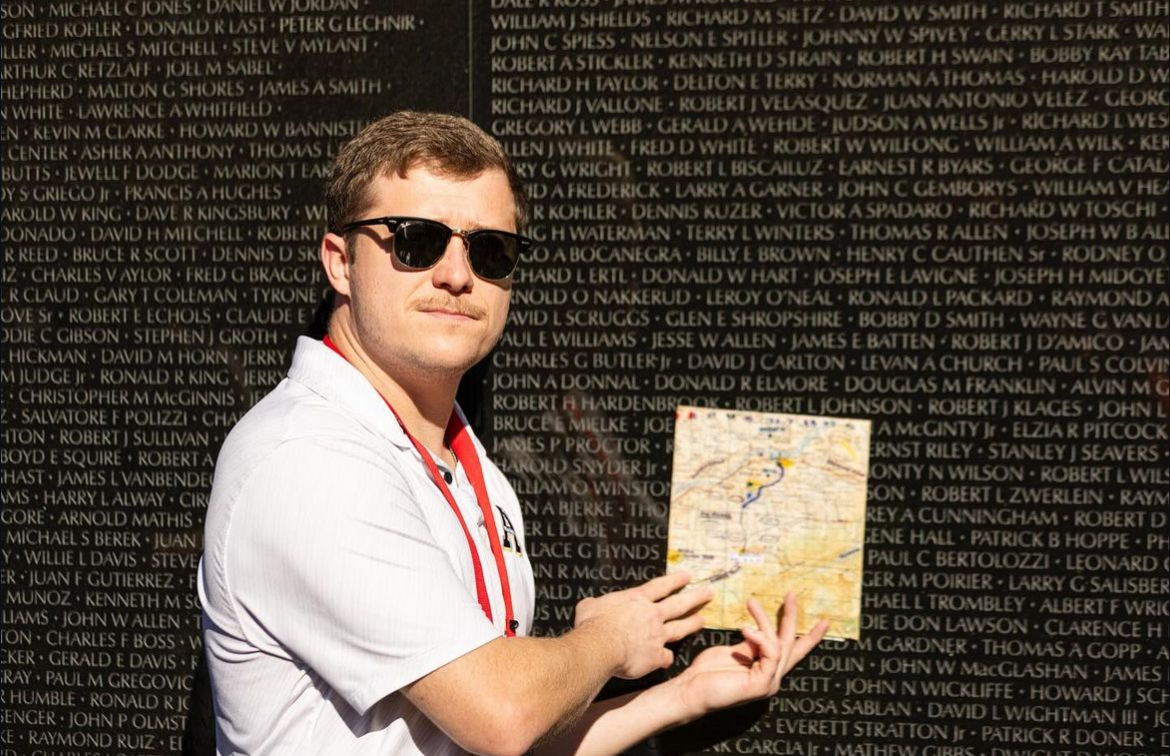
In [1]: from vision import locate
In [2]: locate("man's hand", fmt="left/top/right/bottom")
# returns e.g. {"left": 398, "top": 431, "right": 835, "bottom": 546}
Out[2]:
{"left": 573, "top": 572, "right": 713, "bottom": 680}
{"left": 402, "top": 572, "right": 712, "bottom": 756}
{"left": 531, "top": 591, "right": 829, "bottom": 756}
{"left": 667, "top": 592, "right": 829, "bottom": 721}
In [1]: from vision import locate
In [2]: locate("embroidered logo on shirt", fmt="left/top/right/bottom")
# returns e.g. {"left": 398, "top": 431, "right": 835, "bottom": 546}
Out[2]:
{"left": 496, "top": 506, "right": 522, "bottom": 556}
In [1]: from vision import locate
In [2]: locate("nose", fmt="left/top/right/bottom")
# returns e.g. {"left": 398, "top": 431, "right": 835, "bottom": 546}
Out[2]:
{"left": 430, "top": 229, "right": 474, "bottom": 292}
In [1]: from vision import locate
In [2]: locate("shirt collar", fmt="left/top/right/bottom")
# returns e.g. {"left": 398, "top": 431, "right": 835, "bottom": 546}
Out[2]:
{"left": 286, "top": 336, "right": 413, "bottom": 450}
{"left": 285, "top": 336, "right": 486, "bottom": 459}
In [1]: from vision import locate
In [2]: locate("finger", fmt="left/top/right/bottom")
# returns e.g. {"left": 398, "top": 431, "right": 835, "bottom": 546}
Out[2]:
{"left": 783, "top": 618, "right": 830, "bottom": 674}
{"left": 656, "top": 585, "right": 713, "bottom": 619}
{"left": 663, "top": 612, "right": 706, "bottom": 642}
{"left": 748, "top": 596, "right": 778, "bottom": 638}
{"left": 747, "top": 598, "right": 782, "bottom": 663}
{"left": 739, "top": 626, "right": 765, "bottom": 657}
{"left": 772, "top": 592, "right": 800, "bottom": 682}
{"left": 638, "top": 571, "right": 692, "bottom": 601}
{"left": 741, "top": 626, "right": 779, "bottom": 687}
{"left": 746, "top": 598, "right": 783, "bottom": 672}
{"left": 660, "top": 647, "right": 675, "bottom": 669}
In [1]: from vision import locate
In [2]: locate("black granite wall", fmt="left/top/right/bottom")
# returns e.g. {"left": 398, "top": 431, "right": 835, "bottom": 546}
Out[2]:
{"left": 2, "top": 1, "right": 1167, "bottom": 753}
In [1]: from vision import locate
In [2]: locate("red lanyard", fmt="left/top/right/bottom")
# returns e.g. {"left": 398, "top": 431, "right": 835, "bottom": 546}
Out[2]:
{"left": 323, "top": 336, "right": 516, "bottom": 637}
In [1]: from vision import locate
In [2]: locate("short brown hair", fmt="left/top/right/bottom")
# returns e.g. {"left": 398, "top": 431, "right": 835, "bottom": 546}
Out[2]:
{"left": 325, "top": 111, "right": 528, "bottom": 233}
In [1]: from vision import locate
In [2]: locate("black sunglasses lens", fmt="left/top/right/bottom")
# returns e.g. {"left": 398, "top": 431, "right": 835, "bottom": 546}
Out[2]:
{"left": 468, "top": 233, "right": 520, "bottom": 280}
{"left": 394, "top": 221, "right": 450, "bottom": 269}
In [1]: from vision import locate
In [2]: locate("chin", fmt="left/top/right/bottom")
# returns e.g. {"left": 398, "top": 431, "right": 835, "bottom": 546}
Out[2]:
{"left": 419, "top": 343, "right": 488, "bottom": 376}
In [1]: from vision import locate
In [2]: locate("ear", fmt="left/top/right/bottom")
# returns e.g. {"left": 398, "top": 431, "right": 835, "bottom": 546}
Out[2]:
{"left": 320, "top": 232, "right": 352, "bottom": 297}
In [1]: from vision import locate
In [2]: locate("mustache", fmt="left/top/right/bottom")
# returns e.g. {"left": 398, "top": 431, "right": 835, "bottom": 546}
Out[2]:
{"left": 413, "top": 298, "right": 487, "bottom": 319}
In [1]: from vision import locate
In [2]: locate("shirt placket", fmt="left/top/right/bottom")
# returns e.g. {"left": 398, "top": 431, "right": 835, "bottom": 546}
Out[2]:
{"left": 441, "top": 460, "right": 503, "bottom": 628}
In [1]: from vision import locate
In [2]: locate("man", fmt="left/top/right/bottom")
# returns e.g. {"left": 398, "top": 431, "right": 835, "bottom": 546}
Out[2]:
{"left": 199, "top": 111, "right": 827, "bottom": 756}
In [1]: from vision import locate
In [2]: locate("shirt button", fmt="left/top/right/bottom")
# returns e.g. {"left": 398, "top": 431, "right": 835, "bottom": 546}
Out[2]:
{"left": 443, "top": 471, "right": 453, "bottom": 484}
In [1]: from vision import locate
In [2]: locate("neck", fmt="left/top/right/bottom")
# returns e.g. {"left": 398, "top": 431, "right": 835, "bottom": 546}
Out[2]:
{"left": 326, "top": 314, "right": 459, "bottom": 464}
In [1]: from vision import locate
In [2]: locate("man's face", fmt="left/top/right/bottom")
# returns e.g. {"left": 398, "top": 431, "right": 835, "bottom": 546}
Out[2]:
{"left": 341, "top": 166, "right": 515, "bottom": 385}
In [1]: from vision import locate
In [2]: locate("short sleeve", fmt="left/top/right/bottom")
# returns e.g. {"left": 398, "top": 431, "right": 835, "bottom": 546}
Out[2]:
{"left": 225, "top": 434, "right": 500, "bottom": 714}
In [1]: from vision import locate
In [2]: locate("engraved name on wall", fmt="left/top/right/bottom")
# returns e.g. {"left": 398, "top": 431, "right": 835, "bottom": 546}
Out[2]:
{"left": 479, "top": 2, "right": 1169, "bottom": 754}
{"left": 1, "top": 0, "right": 1167, "bottom": 753}
{"left": 1, "top": 0, "right": 460, "bottom": 750}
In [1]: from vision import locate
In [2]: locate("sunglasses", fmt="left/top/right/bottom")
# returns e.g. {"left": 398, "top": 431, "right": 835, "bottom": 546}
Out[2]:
{"left": 338, "top": 216, "right": 531, "bottom": 281}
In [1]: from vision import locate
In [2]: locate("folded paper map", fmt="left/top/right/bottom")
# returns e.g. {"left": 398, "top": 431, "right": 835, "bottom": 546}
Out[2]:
{"left": 666, "top": 406, "right": 871, "bottom": 640}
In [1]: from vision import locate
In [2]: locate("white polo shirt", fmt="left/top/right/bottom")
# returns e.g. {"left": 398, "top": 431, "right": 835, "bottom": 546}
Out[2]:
{"left": 198, "top": 336, "right": 534, "bottom": 756}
